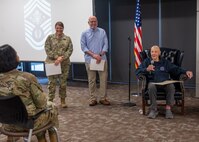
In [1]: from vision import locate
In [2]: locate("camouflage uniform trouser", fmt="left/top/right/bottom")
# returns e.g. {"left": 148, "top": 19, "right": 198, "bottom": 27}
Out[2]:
{"left": 85, "top": 61, "right": 108, "bottom": 102}
{"left": 47, "top": 62, "right": 70, "bottom": 101}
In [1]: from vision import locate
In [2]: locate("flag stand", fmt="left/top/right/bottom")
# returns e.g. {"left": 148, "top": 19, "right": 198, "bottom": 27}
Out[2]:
{"left": 131, "top": 0, "right": 142, "bottom": 97}
{"left": 131, "top": 79, "right": 141, "bottom": 96}
{"left": 122, "top": 37, "right": 136, "bottom": 107}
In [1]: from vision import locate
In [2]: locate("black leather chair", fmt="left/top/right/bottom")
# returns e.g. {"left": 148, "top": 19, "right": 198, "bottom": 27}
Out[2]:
{"left": 137, "top": 47, "right": 188, "bottom": 115}
{"left": 0, "top": 95, "right": 60, "bottom": 142}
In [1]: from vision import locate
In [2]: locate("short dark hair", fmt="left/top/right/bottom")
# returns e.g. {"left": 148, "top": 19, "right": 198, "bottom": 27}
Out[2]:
{"left": 0, "top": 44, "right": 19, "bottom": 73}
{"left": 55, "top": 21, "right": 64, "bottom": 28}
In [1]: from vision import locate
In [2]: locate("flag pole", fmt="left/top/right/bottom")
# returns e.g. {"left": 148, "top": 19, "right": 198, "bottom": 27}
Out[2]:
{"left": 132, "top": 0, "right": 142, "bottom": 96}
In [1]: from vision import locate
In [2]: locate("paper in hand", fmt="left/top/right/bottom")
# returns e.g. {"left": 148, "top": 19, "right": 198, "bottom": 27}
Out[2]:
{"left": 45, "top": 63, "right": 62, "bottom": 76}
{"left": 90, "top": 59, "right": 105, "bottom": 71}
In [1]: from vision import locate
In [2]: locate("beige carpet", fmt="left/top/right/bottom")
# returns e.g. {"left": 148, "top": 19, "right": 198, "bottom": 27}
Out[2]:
{"left": 0, "top": 82, "right": 199, "bottom": 142}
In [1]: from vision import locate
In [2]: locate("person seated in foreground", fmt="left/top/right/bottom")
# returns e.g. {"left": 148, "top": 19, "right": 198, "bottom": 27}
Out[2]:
{"left": 136, "top": 45, "right": 193, "bottom": 119}
{"left": 0, "top": 44, "right": 59, "bottom": 142}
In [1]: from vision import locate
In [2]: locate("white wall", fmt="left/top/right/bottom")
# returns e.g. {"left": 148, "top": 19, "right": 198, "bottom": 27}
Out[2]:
{"left": 198, "top": 0, "right": 199, "bottom": 11}
{"left": 196, "top": 0, "right": 199, "bottom": 97}
{"left": 0, "top": 0, "right": 93, "bottom": 62}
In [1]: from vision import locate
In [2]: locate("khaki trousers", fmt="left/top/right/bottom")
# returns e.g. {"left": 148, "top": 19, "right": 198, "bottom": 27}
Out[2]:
{"left": 85, "top": 61, "right": 108, "bottom": 101}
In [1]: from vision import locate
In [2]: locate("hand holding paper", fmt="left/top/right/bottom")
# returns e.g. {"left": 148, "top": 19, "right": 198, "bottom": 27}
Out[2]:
{"left": 90, "top": 59, "right": 105, "bottom": 71}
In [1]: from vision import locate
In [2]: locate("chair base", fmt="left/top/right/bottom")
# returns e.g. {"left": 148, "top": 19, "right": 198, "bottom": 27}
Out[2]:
{"left": 0, "top": 123, "right": 60, "bottom": 142}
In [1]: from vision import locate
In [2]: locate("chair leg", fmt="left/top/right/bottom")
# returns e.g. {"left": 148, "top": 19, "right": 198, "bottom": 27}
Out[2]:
{"left": 182, "top": 99, "right": 185, "bottom": 115}
{"left": 23, "top": 137, "right": 28, "bottom": 142}
{"left": 142, "top": 98, "right": 146, "bottom": 115}
{"left": 53, "top": 127, "right": 60, "bottom": 142}
{"left": 27, "top": 129, "right": 33, "bottom": 142}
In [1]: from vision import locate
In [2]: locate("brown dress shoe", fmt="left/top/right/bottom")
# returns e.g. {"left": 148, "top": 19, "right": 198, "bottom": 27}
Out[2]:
{"left": 99, "top": 99, "right": 110, "bottom": 105}
{"left": 89, "top": 100, "right": 97, "bottom": 106}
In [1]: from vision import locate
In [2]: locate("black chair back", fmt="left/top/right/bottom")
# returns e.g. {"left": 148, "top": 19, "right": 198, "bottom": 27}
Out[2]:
{"left": 0, "top": 95, "right": 33, "bottom": 129}
{"left": 140, "top": 47, "right": 184, "bottom": 67}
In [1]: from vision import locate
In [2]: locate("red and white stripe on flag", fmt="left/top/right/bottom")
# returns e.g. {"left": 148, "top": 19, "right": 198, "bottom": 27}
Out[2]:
{"left": 134, "top": 0, "right": 143, "bottom": 69}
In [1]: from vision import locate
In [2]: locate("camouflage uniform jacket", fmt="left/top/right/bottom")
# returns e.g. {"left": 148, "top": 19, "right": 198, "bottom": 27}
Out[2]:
{"left": 0, "top": 69, "right": 47, "bottom": 116}
{"left": 44, "top": 33, "right": 73, "bottom": 65}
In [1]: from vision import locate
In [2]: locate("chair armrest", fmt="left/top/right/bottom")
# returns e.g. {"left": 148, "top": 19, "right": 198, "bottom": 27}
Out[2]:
{"left": 31, "top": 108, "right": 52, "bottom": 121}
{"left": 24, "top": 108, "right": 52, "bottom": 129}
{"left": 179, "top": 73, "right": 188, "bottom": 81}
{"left": 137, "top": 74, "right": 147, "bottom": 91}
{"left": 173, "top": 73, "right": 188, "bottom": 94}
{"left": 137, "top": 74, "right": 146, "bottom": 81}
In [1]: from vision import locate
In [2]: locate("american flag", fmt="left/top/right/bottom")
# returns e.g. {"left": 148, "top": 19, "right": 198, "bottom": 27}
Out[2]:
{"left": 134, "top": 0, "right": 143, "bottom": 69}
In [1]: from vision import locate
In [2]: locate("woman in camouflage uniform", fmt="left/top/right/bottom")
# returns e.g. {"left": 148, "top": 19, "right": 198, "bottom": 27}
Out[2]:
{"left": 0, "top": 44, "right": 59, "bottom": 142}
{"left": 44, "top": 21, "right": 73, "bottom": 108}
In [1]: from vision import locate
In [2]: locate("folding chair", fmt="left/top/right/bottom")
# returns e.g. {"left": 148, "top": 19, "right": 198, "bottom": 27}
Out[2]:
{"left": 0, "top": 95, "right": 60, "bottom": 142}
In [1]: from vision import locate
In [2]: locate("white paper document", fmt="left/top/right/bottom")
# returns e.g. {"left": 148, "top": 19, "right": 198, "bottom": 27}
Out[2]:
{"left": 151, "top": 80, "right": 183, "bottom": 85}
{"left": 90, "top": 59, "right": 105, "bottom": 71}
{"left": 45, "top": 63, "right": 62, "bottom": 76}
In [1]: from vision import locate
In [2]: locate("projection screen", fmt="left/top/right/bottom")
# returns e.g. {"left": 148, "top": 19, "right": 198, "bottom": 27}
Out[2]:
{"left": 0, "top": 0, "right": 93, "bottom": 62}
